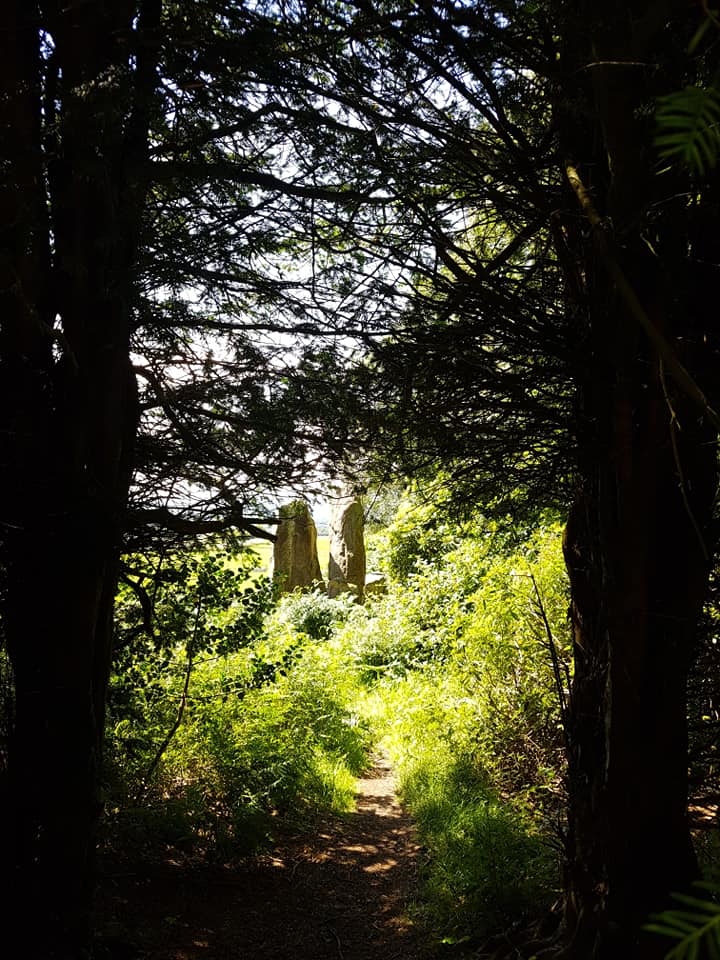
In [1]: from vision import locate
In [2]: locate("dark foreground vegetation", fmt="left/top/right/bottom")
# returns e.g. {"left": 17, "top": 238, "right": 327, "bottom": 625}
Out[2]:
{"left": 2, "top": 1, "right": 720, "bottom": 958}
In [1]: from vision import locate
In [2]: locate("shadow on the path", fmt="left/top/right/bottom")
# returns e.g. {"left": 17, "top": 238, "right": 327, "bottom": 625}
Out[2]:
{"left": 100, "top": 769, "right": 431, "bottom": 960}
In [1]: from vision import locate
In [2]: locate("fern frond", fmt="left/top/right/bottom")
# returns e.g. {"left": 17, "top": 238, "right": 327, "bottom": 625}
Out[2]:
{"left": 655, "top": 86, "right": 720, "bottom": 175}
{"left": 647, "top": 884, "right": 720, "bottom": 960}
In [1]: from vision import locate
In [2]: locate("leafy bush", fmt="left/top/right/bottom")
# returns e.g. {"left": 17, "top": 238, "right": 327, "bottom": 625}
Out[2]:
{"left": 157, "top": 638, "right": 371, "bottom": 853}
{"left": 368, "top": 486, "right": 462, "bottom": 583}
{"left": 454, "top": 523, "right": 571, "bottom": 800}
{"left": 106, "top": 546, "right": 371, "bottom": 857}
{"left": 108, "top": 547, "right": 273, "bottom": 789}
{"left": 350, "top": 532, "right": 492, "bottom": 679}
{"left": 355, "top": 516, "right": 569, "bottom": 802}
{"left": 269, "top": 588, "right": 356, "bottom": 642}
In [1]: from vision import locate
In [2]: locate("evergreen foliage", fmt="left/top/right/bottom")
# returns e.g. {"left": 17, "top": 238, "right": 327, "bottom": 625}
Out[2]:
{"left": 655, "top": 86, "right": 720, "bottom": 175}
{"left": 1, "top": 2, "right": 720, "bottom": 955}
{"left": 647, "top": 885, "right": 720, "bottom": 960}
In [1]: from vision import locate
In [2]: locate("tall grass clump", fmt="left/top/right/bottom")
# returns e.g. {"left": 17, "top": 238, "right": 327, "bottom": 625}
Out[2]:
{"left": 367, "top": 672, "right": 557, "bottom": 938}
{"left": 346, "top": 497, "right": 571, "bottom": 938}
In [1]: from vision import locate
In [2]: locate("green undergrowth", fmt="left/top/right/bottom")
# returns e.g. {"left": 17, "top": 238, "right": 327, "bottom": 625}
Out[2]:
{"left": 106, "top": 549, "right": 371, "bottom": 859}
{"left": 366, "top": 673, "right": 557, "bottom": 939}
{"left": 107, "top": 660, "right": 371, "bottom": 857}
{"left": 349, "top": 497, "right": 569, "bottom": 938}
{"left": 106, "top": 499, "right": 569, "bottom": 941}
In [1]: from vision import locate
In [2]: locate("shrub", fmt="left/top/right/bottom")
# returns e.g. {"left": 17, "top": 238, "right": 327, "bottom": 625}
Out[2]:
{"left": 368, "top": 486, "right": 461, "bottom": 583}
{"left": 349, "top": 515, "right": 569, "bottom": 938}
{"left": 269, "top": 588, "right": 356, "bottom": 642}
{"left": 355, "top": 518, "right": 570, "bottom": 791}
{"left": 156, "top": 632, "right": 372, "bottom": 853}
{"left": 453, "top": 523, "right": 571, "bottom": 801}
{"left": 349, "top": 533, "right": 493, "bottom": 680}
{"left": 106, "top": 547, "right": 371, "bottom": 857}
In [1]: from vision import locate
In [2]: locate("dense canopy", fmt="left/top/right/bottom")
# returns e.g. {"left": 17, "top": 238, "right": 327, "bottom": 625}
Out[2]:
{"left": 1, "top": 2, "right": 719, "bottom": 958}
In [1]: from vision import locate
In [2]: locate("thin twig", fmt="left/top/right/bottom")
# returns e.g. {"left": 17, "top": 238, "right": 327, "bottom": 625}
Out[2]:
{"left": 659, "top": 361, "right": 710, "bottom": 563}
{"left": 134, "top": 596, "right": 202, "bottom": 802}
{"left": 527, "top": 567, "right": 570, "bottom": 733}
{"left": 328, "top": 926, "right": 345, "bottom": 960}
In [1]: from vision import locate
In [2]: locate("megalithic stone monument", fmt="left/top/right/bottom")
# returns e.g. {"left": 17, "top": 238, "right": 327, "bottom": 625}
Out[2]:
{"left": 272, "top": 500, "right": 324, "bottom": 593}
{"left": 327, "top": 493, "right": 366, "bottom": 599}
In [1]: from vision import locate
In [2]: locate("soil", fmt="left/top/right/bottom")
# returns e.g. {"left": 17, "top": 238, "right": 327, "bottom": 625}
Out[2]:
{"left": 98, "top": 757, "right": 440, "bottom": 960}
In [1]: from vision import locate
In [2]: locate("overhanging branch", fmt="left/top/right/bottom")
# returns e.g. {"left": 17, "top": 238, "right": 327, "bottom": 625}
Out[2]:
{"left": 129, "top": 506, "right": 279, "bottom": 541}
{"left": 565, "top": 162, "right": 720, "bottom": 435}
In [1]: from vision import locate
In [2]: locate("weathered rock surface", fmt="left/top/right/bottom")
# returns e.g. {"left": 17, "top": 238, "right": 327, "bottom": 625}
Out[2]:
{"left": 327, "top": 578, "right": 362, "bottom": 600}
{"left": 328, "top": 495, "right": 366, "bottom": 598}
{"left": 273, "top": 501, "right": 324, "bottom": 593}
{"left": 364, "top": 573, "right": 387, "bottom": 596}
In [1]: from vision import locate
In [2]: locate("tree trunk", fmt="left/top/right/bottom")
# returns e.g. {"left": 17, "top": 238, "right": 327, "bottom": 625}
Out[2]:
{"left": 2, "top": 348, "right": 137, "bottom": 956}
{"left": 0, "top": 2, "right": 156, "bottom": 954}
{"left": 556, "top": 3, "right": 719, "bottom": 955}
{"left": 562, "top": 366, "right": 715, "bottom": 957}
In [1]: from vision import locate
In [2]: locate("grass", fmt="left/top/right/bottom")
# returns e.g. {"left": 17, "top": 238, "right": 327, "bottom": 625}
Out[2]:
{"left": 362, "top": 668, "right": 560, "bottom": 940}
{"left": 399, "top": 753, "right": 556, "bottom": 938}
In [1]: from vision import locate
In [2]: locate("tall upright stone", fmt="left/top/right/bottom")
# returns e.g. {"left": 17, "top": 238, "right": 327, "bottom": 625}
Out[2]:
{"left": 272, "top": 500, "right": 323, "bottom": 593}
{"left": 328, "top": 494, "right": 366, "bottom": 599}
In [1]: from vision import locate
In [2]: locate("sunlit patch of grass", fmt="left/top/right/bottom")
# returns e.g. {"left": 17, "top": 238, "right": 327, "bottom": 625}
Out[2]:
{"left": 246, "top": 538, "right": 273, "bottom": 572}
{"left": 365, "top": 672, "right": 558, "bottom": 940}
{"left": 400, "top": 752, "right": 556, "bottom": 939}
{"left": 309, "top": 749, "right": 358, "bottom": 813}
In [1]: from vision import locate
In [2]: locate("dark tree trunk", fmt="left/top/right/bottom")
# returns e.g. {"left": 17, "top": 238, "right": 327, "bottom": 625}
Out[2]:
{"left": 3, "top": 350, "right": 137, "bottom": 956}
{"left": 0, "top": 2, "right": 158, "bottom": 954}
{"left": 556, "top": 2, "right": 719, "bottom": 956}
{"left": 562, "top": 346, "right": 716, "bottom": 957}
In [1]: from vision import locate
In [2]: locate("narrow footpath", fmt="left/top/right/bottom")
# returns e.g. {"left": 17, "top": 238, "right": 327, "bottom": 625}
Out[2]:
{"left": 101, "top": 757, "right": 435, "bottom": 959}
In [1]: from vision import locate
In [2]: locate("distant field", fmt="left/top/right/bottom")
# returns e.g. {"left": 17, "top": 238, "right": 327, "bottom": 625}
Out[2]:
{"left": 247, "top": 535, "right": 331, "bottom": 578}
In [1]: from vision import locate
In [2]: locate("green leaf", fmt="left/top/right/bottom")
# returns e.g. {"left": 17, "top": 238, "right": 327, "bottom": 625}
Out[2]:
{"left": 671, "top": 894, "right": 720, "bottom": 913}
{"left": 647, "top": 883, "right": 720, "bottom": 960}
{"left": 645, "top": 923, "right": 686, "bottom": 939}
{"left": 655, "top": 86, "right": 720, "bottom": 175}
{"left": 689, "top": 12, "right": 718, "bottom": 54}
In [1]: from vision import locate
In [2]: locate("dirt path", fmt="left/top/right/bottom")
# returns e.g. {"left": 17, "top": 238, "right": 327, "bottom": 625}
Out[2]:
{"left": 101, "top": 757, "right": 436, "bottom": 959}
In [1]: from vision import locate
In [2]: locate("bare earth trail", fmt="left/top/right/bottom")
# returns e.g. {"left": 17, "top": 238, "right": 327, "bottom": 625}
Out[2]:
{"left": 102, "top": 757, "right": 439, "bottom": 960}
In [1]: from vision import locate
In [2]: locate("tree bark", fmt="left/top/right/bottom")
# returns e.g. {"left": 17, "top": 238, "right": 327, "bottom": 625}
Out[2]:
{"left": 0, "top": 2, "right": 157, "bottom": 954}
{"left": 556, "top": 3, "right": 719, "bottom": 955}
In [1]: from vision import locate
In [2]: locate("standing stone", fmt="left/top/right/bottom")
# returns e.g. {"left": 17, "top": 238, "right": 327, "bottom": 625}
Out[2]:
{"left": 272, "top": 500, "right": 324, "bottom": 593}
{"left": 328, "top": 494, "right": 366, "bottom": 599}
